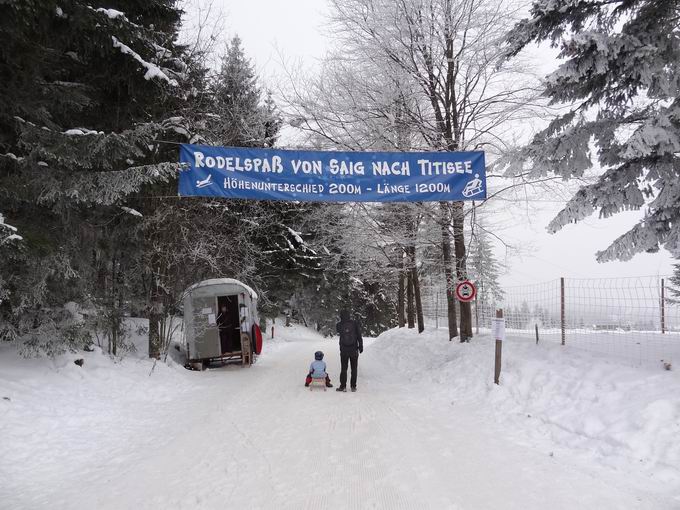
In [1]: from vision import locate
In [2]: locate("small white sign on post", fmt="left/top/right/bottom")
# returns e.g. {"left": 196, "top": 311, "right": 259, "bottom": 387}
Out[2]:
{"left": 492, "top": 318, "right": 506, "bottom": 341}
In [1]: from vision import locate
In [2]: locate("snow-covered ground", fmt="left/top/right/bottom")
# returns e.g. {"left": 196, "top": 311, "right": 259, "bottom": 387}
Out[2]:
{"left": 1, "top": 322, "right": 679, "bottom": 509}
{"left": 488, "top": 326, "right": 680, "bottom": 368}
{"left": 376, "top": 327, "right": 680, "bottom": 483}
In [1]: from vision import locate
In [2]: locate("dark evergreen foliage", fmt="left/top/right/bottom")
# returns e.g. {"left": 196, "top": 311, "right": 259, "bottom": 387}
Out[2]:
{"left": 0, "top": 0, "right": 193, "bottom": 353}
{"left": 0, "top": 5, "right": 394, "bottom": 354}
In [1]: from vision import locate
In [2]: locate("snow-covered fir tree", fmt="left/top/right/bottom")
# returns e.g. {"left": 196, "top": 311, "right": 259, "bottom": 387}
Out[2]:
{"left": 668, "top": 263, "right": 680, "bottom": 303}
{"left": 503, "top": 0, "right": 680, "bottom": 262}
{"left": 467, "top": 226, "right": 504, "bottom": 308}
{"left": 211, "top": 36, "right": 270, "bottom": 147}
{"left": 0, "top": 0, "right": 196, "bottom": 354}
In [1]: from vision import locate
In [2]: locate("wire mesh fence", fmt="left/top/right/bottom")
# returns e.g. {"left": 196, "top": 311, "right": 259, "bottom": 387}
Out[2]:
{"left": 421, "top": 275, "right": 680, "bottom": 368}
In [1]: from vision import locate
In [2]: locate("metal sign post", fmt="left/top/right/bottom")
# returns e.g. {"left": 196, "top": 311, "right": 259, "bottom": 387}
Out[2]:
{"left": 455, "top": 281, "right": 477, "bottom": 343}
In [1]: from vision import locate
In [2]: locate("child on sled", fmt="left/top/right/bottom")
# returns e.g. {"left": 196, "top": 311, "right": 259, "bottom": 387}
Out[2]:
{"left": 305, "top": 351, "right": 333, "bottom": 388}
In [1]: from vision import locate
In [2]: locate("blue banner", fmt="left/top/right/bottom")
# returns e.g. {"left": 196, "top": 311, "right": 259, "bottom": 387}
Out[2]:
{"left": 178, "top": 144, "right": 486, "bottom": 202}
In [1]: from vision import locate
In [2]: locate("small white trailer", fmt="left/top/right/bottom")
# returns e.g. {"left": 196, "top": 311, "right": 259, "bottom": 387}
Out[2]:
{"left": 183, "top": 278, "right": 262, "bottom": 370}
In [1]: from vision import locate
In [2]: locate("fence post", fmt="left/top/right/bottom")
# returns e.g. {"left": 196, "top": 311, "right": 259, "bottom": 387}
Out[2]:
{"left": 494, "top": 309, "right": 504, "bottom": 385}
{"left": 475, "top": 292, "right": 479, "bottom": 334}
{"left": 560, "top": 277, "right": 566, "bottom": 346}
{"left": 535, "top": 324, "right": 539, "bottom": 345}
{"left": 435, "top": 289, "right": 439, "bottom": 330}
{"left": 661, "top": 278, "right": 666, "bottom": 334}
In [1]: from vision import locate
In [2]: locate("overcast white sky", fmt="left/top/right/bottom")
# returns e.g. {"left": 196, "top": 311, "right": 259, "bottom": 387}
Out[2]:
{"left": 183, "top": 0, "right": 676, "bottom": 285}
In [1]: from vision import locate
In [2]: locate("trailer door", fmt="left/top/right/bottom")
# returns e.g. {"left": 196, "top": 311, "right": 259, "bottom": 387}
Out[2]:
{"left": 191, "top": 295, "right": 220, "bottom": 359}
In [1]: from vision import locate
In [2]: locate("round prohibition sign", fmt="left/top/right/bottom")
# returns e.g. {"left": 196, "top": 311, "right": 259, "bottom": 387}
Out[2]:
{"left": 455, "top": 280, "right": 476, "bottom": 302}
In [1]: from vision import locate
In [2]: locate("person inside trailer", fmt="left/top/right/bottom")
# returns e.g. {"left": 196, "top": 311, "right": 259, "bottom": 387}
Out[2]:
{"left": 216, "top": 304, "right": 233, "bottom": 353}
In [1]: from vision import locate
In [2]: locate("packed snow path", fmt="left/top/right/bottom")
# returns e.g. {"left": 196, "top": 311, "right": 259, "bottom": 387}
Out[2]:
{"left": 2, "top": 325, "right": 676, "bottom": 509}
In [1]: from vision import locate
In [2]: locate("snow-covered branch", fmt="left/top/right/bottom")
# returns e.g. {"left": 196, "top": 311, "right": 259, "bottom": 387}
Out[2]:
{"left": 0, "top": 213, "right": 22, "bottom": 246}
{"left": 112, "top": 36, "right": 178, "bottom": 86}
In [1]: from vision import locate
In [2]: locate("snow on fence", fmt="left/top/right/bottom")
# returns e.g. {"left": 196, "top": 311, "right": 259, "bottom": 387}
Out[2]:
{"left": 421, "top": 275, "right": 680, "bottom": 368}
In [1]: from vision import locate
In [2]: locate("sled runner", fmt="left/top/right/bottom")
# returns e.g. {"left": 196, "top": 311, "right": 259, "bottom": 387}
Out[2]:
{"left": 308, "top": 378, "right": 327, "bottom": 391}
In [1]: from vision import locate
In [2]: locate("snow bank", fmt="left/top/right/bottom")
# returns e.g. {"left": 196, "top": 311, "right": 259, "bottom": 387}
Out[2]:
{"left": 0, "top": 319, "right": 190, "bottom": 504}
{"left": 0, "top": 316, "right": 288, "bottom": 505}
{"left": 370, "top": 327, "right": 680, "bottom": 483}
{"left": 262, "top": 319, "right": 323, "bottom": 354}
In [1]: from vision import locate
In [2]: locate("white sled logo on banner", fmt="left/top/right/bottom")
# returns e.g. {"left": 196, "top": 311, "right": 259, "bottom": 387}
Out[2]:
{"left": 196, "top": 174, "right": 214, "bottom": 188}
{"left": 462, "top": 174, "right": 483, "bottom": 198}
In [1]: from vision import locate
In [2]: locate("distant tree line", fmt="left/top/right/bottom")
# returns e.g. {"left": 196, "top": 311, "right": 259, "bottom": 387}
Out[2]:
{"left": 4, "top": 0, "right": 674, "bottom": 356}
{"left": 0, "top": 0, "right": 394, "bottom": 356}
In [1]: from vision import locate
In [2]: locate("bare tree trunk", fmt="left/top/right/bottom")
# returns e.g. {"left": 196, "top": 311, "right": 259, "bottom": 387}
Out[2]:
{"left": 397, "top": 254, "right": 406, "bottom": 328}
{"left": 111, "top": 253, "right": 118, "bottom": 356}
{"left": 148, "top": 269, "right": 163, "bottom": 359}
{"left": 412, "top": 264, "right": 424, "bottom": 333}
{"left": 148, "top": 301, "right": 162, "bottom": 359}
{"left": 407, "top": 245, "right": 424, "bottom": 333}
{"left": 452, "top": 202, "right": 472, "bottom": 341}
{"left": 440, "top": 202, "right": 458, "bottom": 340}
{"left": 406, "top": 268, "right": 415, "bottom": 328}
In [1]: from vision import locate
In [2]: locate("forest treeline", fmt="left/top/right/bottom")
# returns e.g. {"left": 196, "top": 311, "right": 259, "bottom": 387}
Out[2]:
{"left": 2, "top": 0, "right": 677, "bottom": 357}
{"left": 0, "top": 1, "right": 498, "bottom": 357}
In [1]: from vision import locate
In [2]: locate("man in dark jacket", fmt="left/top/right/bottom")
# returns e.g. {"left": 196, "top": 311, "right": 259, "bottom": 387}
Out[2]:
{"left": 336, "top": 309, "right": 363, "bottom": 392}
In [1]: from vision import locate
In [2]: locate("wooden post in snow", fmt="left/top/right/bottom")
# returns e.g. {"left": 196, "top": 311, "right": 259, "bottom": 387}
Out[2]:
{"left": 435, "top": 289, "right": 439, "bottom": 330}
{"left": 560, "top": 277, "right": 566, "bottom": 346}
{"left": 494, "top": 309, "right": 504, "bottom": 385}
{"left": 475, "top": 292, "right": 479, "bottom": 335}
{"left": 661, "top": 278, "right": 666, "bottom": 334}
{"left": 535, "top": 324, "right": 539, "bottom": 345}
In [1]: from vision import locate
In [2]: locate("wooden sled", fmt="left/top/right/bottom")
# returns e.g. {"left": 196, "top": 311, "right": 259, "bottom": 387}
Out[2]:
{"left": 309, "top": 378, "right": 327, "bottom": 391}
